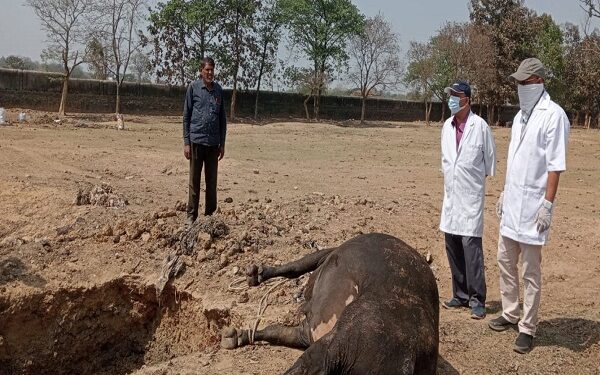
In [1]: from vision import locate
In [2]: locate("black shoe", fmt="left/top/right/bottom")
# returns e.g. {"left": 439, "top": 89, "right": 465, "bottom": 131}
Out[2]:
{"left": 442, "top": 298, "right": 468, "bottom": 309}
{"left": 513, "top": 333, "right": 534, "bottom": 354}
{"left": 488, "top": 315, "right": 517, "bottom": 331}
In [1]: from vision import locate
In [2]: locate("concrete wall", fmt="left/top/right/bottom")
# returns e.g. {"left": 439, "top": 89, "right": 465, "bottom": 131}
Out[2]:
{"left": 0, "top": 68, "right": 519, "bottom": 123}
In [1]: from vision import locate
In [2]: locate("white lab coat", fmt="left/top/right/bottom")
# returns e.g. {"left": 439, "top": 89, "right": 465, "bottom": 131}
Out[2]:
{"left": 440, "top": 111, "right": 496, "bottom": 237}
{"left": 500, "top": 92, "right": 570, "bottom": 245}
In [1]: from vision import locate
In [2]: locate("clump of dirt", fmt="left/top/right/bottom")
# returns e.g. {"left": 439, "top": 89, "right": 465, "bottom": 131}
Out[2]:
{"left": 74, "top": 183, "right": 128, "bottom": 207}
{"left": 0, "top": 277, "right": 217, "bottom": 375}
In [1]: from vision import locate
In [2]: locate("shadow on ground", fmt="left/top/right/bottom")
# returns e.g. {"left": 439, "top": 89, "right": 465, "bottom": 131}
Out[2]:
{"left": 485, "top": 300, "right": 503, "bottom": 315}
{"left": 536, "top": 317, "right": 600, "bottom": 352}
{"left": 0, "top": 257, "right": 46, "bottom": 288}
{"left": 438, "top": 355, "right": 460, "bottom": 374}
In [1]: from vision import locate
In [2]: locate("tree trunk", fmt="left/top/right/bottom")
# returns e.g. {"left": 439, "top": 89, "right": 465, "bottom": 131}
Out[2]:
{"left": 424, "top": 100, "right": 431, "bottom": 125}
{"left": 440, "top": 104, "right": 446, "bottom": 123}
{"left": 304, "top": 94, "right": 311, "bottom": 120}
{"left": 573, "top": 111, "right": 579, "bottom": 127}
{"left": 230, "top": 79, "right": 238, "bottom": 120}
{"left": 254, "top": 41, "right": 268, "bottom": 120}
{"left": 313, "top": 91, "right": 321, "bottom": 121}
{"left": 115, "top": 82, "right": 121, "bottom": 114}
{"left": 360, "top": 95, "right": 366, "bottom": 124}
{"left": 58, "top": 75, "right": 69, "bottom": 116}
{"left": 254, "top": 83, "right": 261, "bottom": 120}
{"left": 180, "top": 64, "right": 185, "bottom": 86}
{"left": 254, "top": 48, "right": 265, "bottom": 116}
{"left": 585, "top": 112, "right": 591, "bottom": 129}
{"left": 486, "top": 104, "right": 495, "bottom": 126}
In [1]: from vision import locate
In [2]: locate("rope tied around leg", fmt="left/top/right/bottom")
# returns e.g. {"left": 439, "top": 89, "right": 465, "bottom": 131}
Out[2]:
{"left": 227, "top": 276, "right": 289, "bottom": 345}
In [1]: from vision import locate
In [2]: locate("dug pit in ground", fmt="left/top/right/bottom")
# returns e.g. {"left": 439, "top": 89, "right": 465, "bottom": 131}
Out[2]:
{"left": 0, "top": 276, "right": 222, "bottom": 375}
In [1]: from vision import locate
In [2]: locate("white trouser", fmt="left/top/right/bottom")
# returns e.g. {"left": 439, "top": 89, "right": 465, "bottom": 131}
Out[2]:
{"left": 497, "top": 234, "right": 543, "bottom": 336}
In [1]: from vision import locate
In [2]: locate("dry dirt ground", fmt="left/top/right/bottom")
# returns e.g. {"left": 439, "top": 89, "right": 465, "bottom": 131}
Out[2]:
{"left": 0, "top": 109, "right": 598, "bottom": 375}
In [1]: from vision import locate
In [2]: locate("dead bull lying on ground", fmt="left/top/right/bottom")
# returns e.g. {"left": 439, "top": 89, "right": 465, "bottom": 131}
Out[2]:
{"left": 222, "top": 233, "right": 439, "bottom": 374}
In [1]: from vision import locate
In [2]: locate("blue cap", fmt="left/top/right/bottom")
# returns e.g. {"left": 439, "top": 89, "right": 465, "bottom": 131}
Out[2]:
{"left": 444, "top": 80, "right": 471, "bottom": 97}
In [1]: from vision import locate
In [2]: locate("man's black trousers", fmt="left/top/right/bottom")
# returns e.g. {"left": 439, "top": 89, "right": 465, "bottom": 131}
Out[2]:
{"left": 444, "top": 233, "right": 487, "bottom": 308}
{"left": 187, "top": 143, "right": 219, "bottom": 219}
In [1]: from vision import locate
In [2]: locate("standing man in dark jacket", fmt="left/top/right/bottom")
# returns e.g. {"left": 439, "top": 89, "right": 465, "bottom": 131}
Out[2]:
{"left": 183, "top": 57, "right": 227, "bottom": 225}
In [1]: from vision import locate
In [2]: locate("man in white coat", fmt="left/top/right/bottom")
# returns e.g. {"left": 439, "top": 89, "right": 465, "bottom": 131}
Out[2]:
{"left": 488, "top": 58, "right": 570, "bottom": 354}
{"left": 440, "top": 80, "right": 496, "bottom": 320}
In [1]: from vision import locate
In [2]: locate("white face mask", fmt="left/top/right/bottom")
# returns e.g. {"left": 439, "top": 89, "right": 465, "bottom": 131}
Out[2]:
{"left": 517, "top": 83, "right": 544, "bottom": 124}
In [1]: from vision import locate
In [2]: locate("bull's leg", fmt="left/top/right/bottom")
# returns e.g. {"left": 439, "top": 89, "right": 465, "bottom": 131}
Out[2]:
{"left": 221, "top": 322, "right": 311, "bottom": 350}
{"left": 246, "top": 247, "right": 335, "bottom": 286}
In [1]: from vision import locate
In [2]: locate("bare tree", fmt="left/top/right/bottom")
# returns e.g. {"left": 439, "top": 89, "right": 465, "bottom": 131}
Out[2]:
{"left": 580, "top": 0, "right": 600, "bottom": 18}
{"left": 27, "top": 0, "right": 93, "bottom": 115}
{"left": 283, "top": 66, "right": 330, "bottom": 120}
{"left": 348, "top": 14, "right": 403, "bottom": 124}
{"left": 405, "top": 42, "right": 435, "bottom": 125}
{"left": 96, "top": 0, "right": 146, "bottom": 114}
{"left": 130, "top": 51, "right": 151, "bottom": 83}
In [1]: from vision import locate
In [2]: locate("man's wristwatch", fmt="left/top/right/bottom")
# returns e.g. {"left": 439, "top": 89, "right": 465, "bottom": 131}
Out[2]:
{"left": 542, "top": 199, "right": 553, "bottom": 210}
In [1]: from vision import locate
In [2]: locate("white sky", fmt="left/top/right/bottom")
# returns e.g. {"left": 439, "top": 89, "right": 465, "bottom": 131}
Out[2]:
{"left": 1, "top": 0, "right": 597, "bottom": 61}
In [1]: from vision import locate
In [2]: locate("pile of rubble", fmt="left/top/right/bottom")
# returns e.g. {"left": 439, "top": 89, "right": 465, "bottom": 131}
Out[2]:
{"left": 74, "top": 183, "right": 129, "bottom": 208}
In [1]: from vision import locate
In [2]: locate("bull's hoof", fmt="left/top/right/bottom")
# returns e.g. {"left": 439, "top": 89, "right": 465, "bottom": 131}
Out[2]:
{"left": 221, "top": 327, "right": 241, "bottom": 349}
{"left": 246, "top": 264, "right": 261, "bottom": 286}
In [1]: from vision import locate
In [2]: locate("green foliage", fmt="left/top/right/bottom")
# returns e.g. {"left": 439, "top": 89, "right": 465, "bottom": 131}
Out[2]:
{"left": 530, "top": 14, "right": 565, "bottom": 101}
{"left": 0, "top": 56, "right": 37, "bottom": 70}
{"left": 214, "top": 0, "right": 259, "bottom": 88}
{"left": 86, "top": 37, "right": 109, "bottom": 80}
{"left": 281, "top": 0, "right": 363, "bottom": 72}
{"left": 146, "top": 0, "right": 219, "bottom": 84}
{"left": 249, "top": 0, "right": 284, "bottom": 87}
{"left": 563, "top": 26, "right": 600, "bottom": 117}
{"left": 249, "top": 0, "right": 284, "bottom": 118}
{"left": 470, "top": 0, "right": 541, "bottom": 105}
{"left": 404, "top": 33, "right": 454, "bottom": 104}
{"left": 0, "top": 54, "right": 88, "bottom": 79}
{"left": 279, "top": 0, "right": 364, "bottom": 117}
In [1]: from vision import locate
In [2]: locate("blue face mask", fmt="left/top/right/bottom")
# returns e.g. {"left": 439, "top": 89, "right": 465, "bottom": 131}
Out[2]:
{"left": 448, "top": 96, "right": 464, "bottom": 115}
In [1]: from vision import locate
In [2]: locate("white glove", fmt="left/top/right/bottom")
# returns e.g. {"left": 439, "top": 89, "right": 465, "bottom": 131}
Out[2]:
{"left": 495, "top": 192, "right": 504, "bottom": 219}
{"left": 535, "top": 199, "right": 553, "bottom": 233}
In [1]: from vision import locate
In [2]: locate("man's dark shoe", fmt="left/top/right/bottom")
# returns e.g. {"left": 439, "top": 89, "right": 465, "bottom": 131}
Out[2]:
{"left": 488, "top": 315, "right": 517, "bottom": 331}
{"left": 442, "top": 298, "right": 468, "bottom": 309}
{"left": 513, "top": 333, "right": 534, "bottom": 354}
{"left": 471, "top": 306, "right": 486, "bottom": 320}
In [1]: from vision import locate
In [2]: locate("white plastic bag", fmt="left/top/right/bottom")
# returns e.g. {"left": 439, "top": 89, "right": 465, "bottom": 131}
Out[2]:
{"left": 18, "top": 112, "right": 26, "bottom": 122}
{"left": 0, "top": 108, "right": 5, "bottom": 124}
